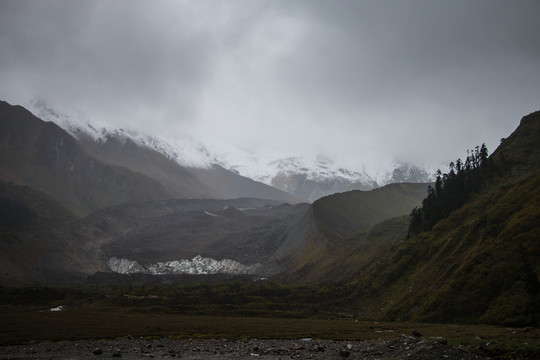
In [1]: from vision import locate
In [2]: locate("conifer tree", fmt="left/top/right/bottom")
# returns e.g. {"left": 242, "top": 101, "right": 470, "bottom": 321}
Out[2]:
{"left": 407, "top": 143, "right": 491, "bottom": 237}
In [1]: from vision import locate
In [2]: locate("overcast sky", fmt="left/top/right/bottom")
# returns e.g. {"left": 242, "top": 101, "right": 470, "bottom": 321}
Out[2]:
{"left": 1, "top": 0, "right": 539, "bottom": 173}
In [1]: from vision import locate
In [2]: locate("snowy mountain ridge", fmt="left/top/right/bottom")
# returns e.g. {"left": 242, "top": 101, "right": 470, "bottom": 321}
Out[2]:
{"left": 28, "top": 100, "right": 434, "bottom": 201}
{"left": 238, "top": 156, "right": 376, "bottom": 185}
{"left": 29, "top": 99, "right": 218, "bottom": 169}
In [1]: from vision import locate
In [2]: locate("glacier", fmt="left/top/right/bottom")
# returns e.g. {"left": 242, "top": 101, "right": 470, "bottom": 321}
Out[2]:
{"left": 108, "top": 255, "right": 262, "bottom": 276}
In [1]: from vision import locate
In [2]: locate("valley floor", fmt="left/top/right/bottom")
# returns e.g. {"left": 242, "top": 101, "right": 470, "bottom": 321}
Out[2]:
{"left": 2, "top": 309, "right": 540, "bottom": 359}
{"left": 1, "top": 284, "right": 540, "bottom": 359}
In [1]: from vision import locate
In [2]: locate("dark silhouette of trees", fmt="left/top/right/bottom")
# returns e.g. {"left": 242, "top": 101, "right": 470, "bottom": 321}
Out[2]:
{"left": 408, "top": 143, "right": 491, "bottom": 237}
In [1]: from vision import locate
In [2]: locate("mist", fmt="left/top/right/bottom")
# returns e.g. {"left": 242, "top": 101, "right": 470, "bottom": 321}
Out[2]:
{"left": 1, "top": 0, "right": 539, "bottom": 173}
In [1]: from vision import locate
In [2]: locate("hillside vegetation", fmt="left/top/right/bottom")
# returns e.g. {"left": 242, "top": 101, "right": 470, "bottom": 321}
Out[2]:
{"left": 280, "top": 111, "right": 540, "bottom": 326}
{"left": 313, "top": 182, "right": 429, "bottom": 239}
{"left": 351, "top": 111, "right": 540, "bottom": 326}
{"left": 279, "top": 215, "right": 411, "bottom": 283}
{"left": 279, "top": 183, "right": 428, "bottom": 283}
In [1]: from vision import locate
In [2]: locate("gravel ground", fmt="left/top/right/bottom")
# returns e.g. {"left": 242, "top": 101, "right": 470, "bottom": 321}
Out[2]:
{"left": 0, "top": 336, "right": 487, "bottom": 359}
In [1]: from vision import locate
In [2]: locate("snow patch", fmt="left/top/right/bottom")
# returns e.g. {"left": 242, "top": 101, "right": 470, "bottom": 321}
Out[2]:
{"left": 49, "top": 306, "right": 67, "bottom": 312}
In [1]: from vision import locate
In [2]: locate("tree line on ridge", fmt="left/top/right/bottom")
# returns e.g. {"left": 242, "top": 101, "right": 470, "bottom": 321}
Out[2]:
{"left": 408, "top": 143, "right": 495, "bottom": 237}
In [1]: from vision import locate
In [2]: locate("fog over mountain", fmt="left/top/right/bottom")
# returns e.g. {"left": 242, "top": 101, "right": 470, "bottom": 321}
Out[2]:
{"left": 27, "top": 100, "right": 433, "bottom": 202}
{"left": 1, "top": 0, "right": 539, "bottom": 173}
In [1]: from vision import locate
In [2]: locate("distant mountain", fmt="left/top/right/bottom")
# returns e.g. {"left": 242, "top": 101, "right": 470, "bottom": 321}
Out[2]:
{"left": 29, "top": 99, "right": 433, "bottom": 203}
{"left": 0, "top": 107, "right": 428, "bottom": 283}
{"left": 0, "top": 100, "right": 173, "bottom": 216}
{"left": 28, "top": 99, "right": 303, "bottom": 205}
{"left": 29, "top": 99, "right": 221, "bottom": 168}
{"left": 0, "top": 99, "right": 300, "bottom": 216}
{"left": 249, "top": 157, "right": 377, "bottom": 202}
{"left": 226, "top": 156, "right": 433, "bottom": 202}
{"left": 383, "top": 161, "right": 434, "bottom": 184}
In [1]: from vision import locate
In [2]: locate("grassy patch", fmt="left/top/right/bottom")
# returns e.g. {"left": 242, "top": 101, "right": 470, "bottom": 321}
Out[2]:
{"left": 2, "top": 304, "right": 539, "bottom": 348}
{"left": 1, "top": 284, "right": 539, "bottom": 349}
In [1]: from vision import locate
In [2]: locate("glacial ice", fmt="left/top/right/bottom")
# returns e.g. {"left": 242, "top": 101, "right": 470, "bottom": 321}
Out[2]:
{"left": 107, "top": 255, "right": 262, "bottom": 276}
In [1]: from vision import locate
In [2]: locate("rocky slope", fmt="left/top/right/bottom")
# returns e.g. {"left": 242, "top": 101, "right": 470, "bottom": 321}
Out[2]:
{"left": 0, "top": 197, "right": 311, "bottom": 283}
{"left": 0, "top": 178, "right": 429, "bottom": 283}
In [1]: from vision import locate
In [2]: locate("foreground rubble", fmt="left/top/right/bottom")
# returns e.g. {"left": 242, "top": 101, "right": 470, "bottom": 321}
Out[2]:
{"left": 0, "top": 336, "right": 490, "bottom": 359}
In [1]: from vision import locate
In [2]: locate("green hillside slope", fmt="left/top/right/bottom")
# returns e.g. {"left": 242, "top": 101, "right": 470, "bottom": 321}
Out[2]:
{"left": 353, "top": 111, "right": 540, "bottom": 326}
{"left": 278, "top": 183, "right": 429, "bottom": 282}
{"left": 313, "top": 182, "right": 429, "bottom": 239}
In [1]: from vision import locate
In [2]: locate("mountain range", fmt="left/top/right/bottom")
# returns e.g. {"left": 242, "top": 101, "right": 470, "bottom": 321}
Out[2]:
{"left": 231, "top": 156, "right": 432, "bottom": 203}
{"left": 0, "top": 99, "right": 430, "bottom": 283}
{"left": 29, "top": 99, "right": 433, "bottom": 202}
{"left": 0, "top": 100, "right": 301, "bottom": 217}
{"left": 1, "top": 98, "right": 538, "bottom": 326}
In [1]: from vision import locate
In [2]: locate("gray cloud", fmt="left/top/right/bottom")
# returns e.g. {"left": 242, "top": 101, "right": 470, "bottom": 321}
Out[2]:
{"left": 1, "top": 0, "right": 219, "bottom": 128}
{"left": 1, "top": 0, "right": 539, "bottom": 172}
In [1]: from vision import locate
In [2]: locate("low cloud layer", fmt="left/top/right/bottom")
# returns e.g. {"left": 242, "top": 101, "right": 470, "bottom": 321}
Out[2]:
{"left": 1, "top": 0, "right": 539, "bottom": 172}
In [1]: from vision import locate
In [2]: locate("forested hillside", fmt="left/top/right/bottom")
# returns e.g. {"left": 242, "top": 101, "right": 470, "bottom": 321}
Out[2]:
{"left": 351, "top": 111, "right": 540, "bottom": 326}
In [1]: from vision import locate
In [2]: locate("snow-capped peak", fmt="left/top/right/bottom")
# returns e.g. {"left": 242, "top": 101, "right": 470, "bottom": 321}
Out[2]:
{"left": 263, "top": 156, "right": 377, "bottom": 185}
{"left": 377, "top": 160, "right": 436, "bottom": 185}
{"left": 29, "top": 98, "right": 101, "bottom": 140}
{"left": 27, "top": 99, "right": 434, "bottom": 201}
{"left": 29, "top": 99, "right": 218, "bottom": 168}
